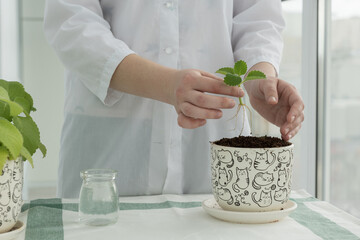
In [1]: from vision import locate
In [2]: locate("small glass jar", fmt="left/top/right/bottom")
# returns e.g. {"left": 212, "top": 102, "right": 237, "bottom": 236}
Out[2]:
{"left": 79, "top": 169, "right": 119, "bottom": 226}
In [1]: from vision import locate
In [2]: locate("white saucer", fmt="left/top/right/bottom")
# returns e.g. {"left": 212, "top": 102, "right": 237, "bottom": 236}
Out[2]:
{"left": 202, "top": 198, "right": 297, "bottom": 224}
{"left": 0, "top": 221, "right": 26, "bottom": 240}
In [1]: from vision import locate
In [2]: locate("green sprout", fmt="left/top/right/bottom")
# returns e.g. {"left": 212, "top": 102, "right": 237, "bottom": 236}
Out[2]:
{"left": 216, "top": 60, "right": 266, "bottom": 134}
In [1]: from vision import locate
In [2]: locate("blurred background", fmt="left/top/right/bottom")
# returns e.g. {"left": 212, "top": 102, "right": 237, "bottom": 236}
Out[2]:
{"left": 0, "top": 0, "right": 359, "bottom": 218}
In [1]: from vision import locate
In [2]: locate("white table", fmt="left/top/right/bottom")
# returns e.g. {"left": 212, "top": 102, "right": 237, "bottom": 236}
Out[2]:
{"left": 17, "top": 190, "right": 360, "bottom": 240}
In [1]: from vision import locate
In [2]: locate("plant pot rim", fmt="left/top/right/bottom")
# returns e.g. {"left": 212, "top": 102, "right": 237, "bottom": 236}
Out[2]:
{"left": 210, "top": 141, "right": 294, "bottom": 150}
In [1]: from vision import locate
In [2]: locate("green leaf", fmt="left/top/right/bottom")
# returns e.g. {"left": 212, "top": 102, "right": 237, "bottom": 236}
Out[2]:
{"left": 0, "top": 81, "right": 34, "bottom": 115}
{"left": 224, "top": 74, "right": 242, "bottom": 86}
{"left": 0, "top": 86, "right": 23, "bottom": 117}
{"left": 216, "top": 67, "right": 234, "bottom": 75}
{"left": 0, "top": 80, "right": 9, "bottom": 91}
{"left": 245, "top": 70, "right": 267, "bottom": 81}
{"left": 0, "top": 101, "right": 11, "bottom": 121}
{"left": 14, "top": 97, "right": 31, "bottom": 115}
{"left": 234, "top": 60, "right": 247, "bottom": 75}
{"left": 20, "top": 146, "right": 33, "bottom": 168}
{"left": 38, "top": 142, "right": 47, "bottom": 157}
{"left": 7, "top": 81, "right": 26, "bottom": 100}
{"left": 0, "top": 146, "right": 9, "bottom": 172}
{"left": 0, "top": 117, "right": 23, "bottom": 159}
{"left": 24, "top": 92, "right": 35, "bottom": 112}
{"left": 13, "top": 116, "right": 40, "bottom": 156}
{"left": 0, "top": 86, "right": 10, "bottom": 100}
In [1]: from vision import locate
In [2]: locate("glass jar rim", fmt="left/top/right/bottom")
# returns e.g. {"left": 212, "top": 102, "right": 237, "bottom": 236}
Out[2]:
{"left": 80, "top": 169, "right": 117, "bottom": 180}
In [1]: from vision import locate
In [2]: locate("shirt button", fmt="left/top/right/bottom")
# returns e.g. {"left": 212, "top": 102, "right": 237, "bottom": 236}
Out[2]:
{"left": 164, "top": 1, "right": 174, "bottom": 9}
{"left": 164, "top": 47, "right": 173, "bottom": 54}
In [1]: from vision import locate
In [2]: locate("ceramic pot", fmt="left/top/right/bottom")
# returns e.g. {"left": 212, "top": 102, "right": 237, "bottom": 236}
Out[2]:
{"left": 211, "top": 143, "right": 294, "bottom": 212}
{"left": 0, "top": 158, "right": 23, "bottom": 233}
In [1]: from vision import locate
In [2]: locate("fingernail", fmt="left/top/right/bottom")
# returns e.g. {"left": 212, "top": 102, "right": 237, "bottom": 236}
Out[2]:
{"left": 269, "top": 97, "right": 277, "bottom": 103}
{"left": 217, "top": 111, "right": 223, "bottom": 118}
{"left": 284, "top": 128, "right": 289, "bottom": 135}
{"left": 291, "top": 116, "right": 295, "bottom": 122}
{"left": 288, "top": 134, "right": 292, "bottom": 139}
{"left": 230, "top": 100, "right": 236, "bottom": 107}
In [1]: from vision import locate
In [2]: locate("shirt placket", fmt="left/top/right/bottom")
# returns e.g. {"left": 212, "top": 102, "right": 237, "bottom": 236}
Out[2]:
{"left": 158, "top": 0, "right": 183, "bottom": 193}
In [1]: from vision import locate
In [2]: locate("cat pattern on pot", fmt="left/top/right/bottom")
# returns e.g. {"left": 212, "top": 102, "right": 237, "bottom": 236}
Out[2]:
{"left": 218, "top": 167, "right": 233, "bottom": 186}
{"left": 278, "top": 150, "right": 291, "bottom": 166}
{"left": 232, "top": 167, "right": 249, "bottom": 192}
{"left": 211, "top": 148, "right": 217, "bottom": 164}
{"left": 252, "top": 191, "right": 272, "bottom": 208}
{"left": 217, "top": 187, "right": 234, "bottom": 205}
{"left": 274, "top": 188, "right": 288, "bottom": 204}
{"left": 277, "top": 168, "right": 289, "bottom": 187}
{"left": 0, "top": 166, "right": 12, "bottom": 184}
{"left": 0, "top": 182, "right": 11, "bottom": 206}
{"left": 254, "top": 151, "right": 276, "bottom": 171}
{"left": 233, "top": 151, "right": 252, "bottom": 170}
{"left": 211, "top": 167, "right": 217, "bottom": 186}
{"left": 252, "top": 171, "right": 274, "bottom": 190}
{"left": 217, "top": 149, "right": 234, "bottom": 168}
{"left": 234, "top": 192, "right": 251, "bottom": 206}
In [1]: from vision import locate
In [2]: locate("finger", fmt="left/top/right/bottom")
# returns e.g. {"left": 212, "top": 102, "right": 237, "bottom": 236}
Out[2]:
{"left": 287, "top": 98, "right": 305, "bottom": 123}
{"left": 194, "top": 76, "right": 244, "bottom": 98}
{"left": 177, "top": 113, "right": 206, "bottom": 129}
{"left": 260, "top": 77, "right": 279, "bottom": 104}
{"left": 280, "top": 112, "right": 304, "bottom": 136}
{"left": 200, "top": 70, "right": 224, "bottom": 81}
{"left": 282, "top": 124, "right": 301, "bottom": 141}
{"left": 187, "top": 91, "right": 236, "bottom": 109}
{"left": 180, "top": 102, "right": 223, "bottom": 119}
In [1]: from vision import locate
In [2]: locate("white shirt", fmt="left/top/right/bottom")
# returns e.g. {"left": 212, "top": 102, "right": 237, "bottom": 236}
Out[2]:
{"left": 44, "top": 0, "right": 285, "bottom": 198}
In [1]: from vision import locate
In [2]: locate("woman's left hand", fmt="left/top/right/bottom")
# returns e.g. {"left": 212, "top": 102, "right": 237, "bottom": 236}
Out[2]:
{"left": 244, "top": 76, "right": 305, "bottom": 141}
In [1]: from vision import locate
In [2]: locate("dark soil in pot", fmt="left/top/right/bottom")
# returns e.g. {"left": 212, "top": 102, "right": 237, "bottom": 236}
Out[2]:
{"left": 214, "top": 136, "right": 291, "bottom": 148}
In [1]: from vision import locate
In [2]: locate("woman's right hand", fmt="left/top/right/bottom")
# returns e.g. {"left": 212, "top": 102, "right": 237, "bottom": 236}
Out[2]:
{"left": 169, "top": 69, "right": 244, "bottom": 129}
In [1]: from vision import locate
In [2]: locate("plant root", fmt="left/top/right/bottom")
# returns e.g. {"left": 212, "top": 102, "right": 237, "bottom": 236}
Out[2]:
{"left": 228, "top": 103, "right": 252, "bottom": 135}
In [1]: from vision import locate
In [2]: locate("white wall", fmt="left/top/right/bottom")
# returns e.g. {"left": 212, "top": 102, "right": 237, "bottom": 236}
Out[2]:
{"left": 0, "top": 0, "right": 20, "bottom": 80}
{"left": 20, "top": 0, "right": 64, "bottom": 198}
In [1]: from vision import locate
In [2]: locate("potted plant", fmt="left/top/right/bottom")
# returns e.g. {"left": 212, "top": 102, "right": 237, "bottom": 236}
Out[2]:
{"left": 211, "top": 61, "right": 294, "bottom": 213}
{"left": 0, "top": 79, "right": 46, "bottom": 233}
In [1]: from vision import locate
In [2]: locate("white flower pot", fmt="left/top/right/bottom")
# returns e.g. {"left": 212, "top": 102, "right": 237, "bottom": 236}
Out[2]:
{"left": 211, "top": 143, "right": 294, "bottom": 212}
{"left": 0, "top": 158, "right": 23, "bottom": 233}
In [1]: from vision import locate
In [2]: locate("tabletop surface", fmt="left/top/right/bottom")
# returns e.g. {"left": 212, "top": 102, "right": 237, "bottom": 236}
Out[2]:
{"left": 14, "top": 190, "right": 360, "bottom": 240}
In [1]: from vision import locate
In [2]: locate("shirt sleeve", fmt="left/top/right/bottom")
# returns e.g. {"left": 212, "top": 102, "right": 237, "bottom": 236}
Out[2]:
{"left": 232, "top": 0, "right": 286, "bottom": 75}
{"left": 43, "top": 0, "right": 135, "bottom": 106}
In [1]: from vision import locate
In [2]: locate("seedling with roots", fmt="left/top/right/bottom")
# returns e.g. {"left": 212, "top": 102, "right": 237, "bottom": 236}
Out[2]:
{"left": 216, "top": 60, "right": 266, "bottom": 135}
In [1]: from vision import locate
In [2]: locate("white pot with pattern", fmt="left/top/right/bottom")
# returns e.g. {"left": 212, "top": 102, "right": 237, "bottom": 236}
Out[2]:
{"left": 211, "top": 143, "right": 294, "bottom": 212}
{"left": 0, "top": 158, "right": 23, "bottom": 233}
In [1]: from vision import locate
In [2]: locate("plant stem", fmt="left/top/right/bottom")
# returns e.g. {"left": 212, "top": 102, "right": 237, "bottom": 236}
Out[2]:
{"left": 239, "top": 97, "right": 244, "bottom": 105}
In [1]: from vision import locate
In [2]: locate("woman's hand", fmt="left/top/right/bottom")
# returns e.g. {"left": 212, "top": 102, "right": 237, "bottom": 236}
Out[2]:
{"left": 244, "top": 76, "right": 305, "bottom": 140}
{"left": 170, "top": 69, "right": 244, "bottom": 129}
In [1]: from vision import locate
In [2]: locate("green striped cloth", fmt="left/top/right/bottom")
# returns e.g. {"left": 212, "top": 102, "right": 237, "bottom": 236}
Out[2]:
{"left": 19, "top": 190, "right": 360, "bottom": 240}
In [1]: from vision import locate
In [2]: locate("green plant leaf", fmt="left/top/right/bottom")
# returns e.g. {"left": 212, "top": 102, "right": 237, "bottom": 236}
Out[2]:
{"left": 0, "top": 86, "right": 10, "bottom": 100}
{"left": 0, "top": 86, "right": 23, "bottom": 117}
{"left": 0, "top": 80, "right": 9, "bottom": 91}
{"left": 20, "top": 146, "right": 33, "bottom": 168}
{"left": 216, "top": 67, "right": 234, "bottom": 75}
{"left": 0, "top": 101, "right": 11, "bottom": 121}
{"left": 14, "top": 97, "right": 31, "bottom": 115}
{"left": 13, "top": 116, "right": 40, "bottom": 156}
{"left": 234, "top": 60, "right": 247, "bottom": 76}
{"left": 0, "top": 146, "right": 9, "bottom": 172}
{"left": 7, "top": 81, "right": 25, "bottom": 100}
{"left": 38, "top": 142, "right": 47, "bottom": 157}
{"left": 224, "top": 74, "right": 242, "bottom": 86}
{"left": 0, "top": 117, "right": 23, "bottom": 159}
{"left": 244, "top": 70, "right": 267, "bottom": 81}
{"left": 24, "top": 92, "right": 35, "bottom": 112}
